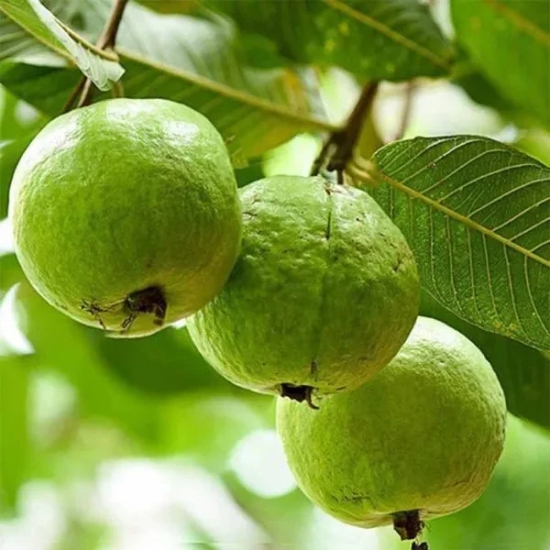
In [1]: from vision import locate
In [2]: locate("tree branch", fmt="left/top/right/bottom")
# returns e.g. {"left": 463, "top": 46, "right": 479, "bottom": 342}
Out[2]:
{"left": 97, "top": 0, "right": 129, "bottom": 50}
{"left": 311, "top": 81, "right": 380, "bottom": 183}
{"left": 63, "top": 0, "right": 129, "bottom": 112}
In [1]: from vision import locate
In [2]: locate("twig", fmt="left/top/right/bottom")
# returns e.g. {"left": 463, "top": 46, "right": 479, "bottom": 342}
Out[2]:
{"left": 394, "top": 81, "right": 416, "bottom": 141}
{"left": 97, "top": 0, "right": 129, "bottom": 49}
{"left": 76, "top": 79, "right": 95, "bottom": 109}
{"left": 63, "top": 0, "right": 129, "bottom": 112}
{"left": 311, "top": 81, "right": 379, "bottom": 184}
{"left": 62, "top": 76, "right": 88, "bottom": 112}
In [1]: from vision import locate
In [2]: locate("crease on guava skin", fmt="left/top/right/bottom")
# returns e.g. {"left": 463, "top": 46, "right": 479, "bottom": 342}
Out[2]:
{"left": 303, "top": 181, "right": 334, "bottom": 401}
{"left": 278, "top": 178, "right": 336, "bottom": 405}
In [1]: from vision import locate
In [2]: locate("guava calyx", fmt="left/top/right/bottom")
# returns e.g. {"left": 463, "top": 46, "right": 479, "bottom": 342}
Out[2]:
{"left": 122, "top": 286, "right": 167, "bottom": 331}
{"left": 80, "top": 285, "right": 167, "bottom": 333}
{"left": 393, "top": 510, "right": 424, "bottom": 540}
{"left": 280, "top": 384, "right": 319, "bottom": 410}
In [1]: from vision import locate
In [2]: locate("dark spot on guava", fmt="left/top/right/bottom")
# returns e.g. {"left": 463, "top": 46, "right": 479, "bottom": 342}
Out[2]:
{"left": 412, "top": 542, "right": 429, "bottom": 550}
{"left": 393, "top": 256, "right": 403, "bottom": 272}
{"left": 393, "top": 510, "right": 424, "bottom": 540}
{"left": 121, "top": 286, "right": 167, "bottom": 331}
{"left": 281, "top": 384, "right": 319, "bottom": 410}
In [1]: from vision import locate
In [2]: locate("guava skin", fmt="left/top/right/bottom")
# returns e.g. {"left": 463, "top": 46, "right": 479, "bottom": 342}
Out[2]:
{"left": 187, "top": 175, "right": 420, "bottom": 396}
{"left": 9, "top": 98, "right": 241, "bottom": 337}
{"left": 276, "top": 317, "right": 507, "bottom": 531}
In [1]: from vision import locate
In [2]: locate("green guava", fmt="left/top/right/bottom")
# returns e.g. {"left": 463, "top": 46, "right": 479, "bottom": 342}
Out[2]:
{"left": 187, "top": 175, "right": 419, "bottom": 402}
{"left": 9, "top": 98, "right": 241, "bottom": 337}
{"left": 276, "top": 316, "right": 507, "bottom": 540}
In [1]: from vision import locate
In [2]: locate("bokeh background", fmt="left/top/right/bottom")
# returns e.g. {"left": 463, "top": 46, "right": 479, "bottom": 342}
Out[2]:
{"left": 1, "top": 0, "right": 550, "bottom": 548}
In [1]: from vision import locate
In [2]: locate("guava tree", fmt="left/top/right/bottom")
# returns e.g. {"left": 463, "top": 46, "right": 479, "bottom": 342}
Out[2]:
{"left": 0, "top": 0, "right": 548, "bottom": 548}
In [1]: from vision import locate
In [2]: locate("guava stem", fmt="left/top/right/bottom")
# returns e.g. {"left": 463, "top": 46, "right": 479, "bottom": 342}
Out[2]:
{"left": 393, "top": 510, "right": 424, "bottom": 540}
{"left": 280, "top": 384, "right": 319, "bottom": 410}
{"left": 310, "top": 82, "right": 380, "bottom": 181}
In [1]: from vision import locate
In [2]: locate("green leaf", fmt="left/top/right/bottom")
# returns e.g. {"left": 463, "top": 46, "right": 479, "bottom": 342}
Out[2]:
{"left": 0, "top": 87, "right": 46, "bottom": 140}
{"left": 424, "top": 416, "right": 550, "bottom": 548}
{"left": 0, "top": 133, "right": 39, "bottom": 218}
{"left": 0, "top": 355, "right": 31, "bottom": 514}
{"left": 351, "top": 135, "right": 550, "bottom": 350}
{"left": 0, "top": 0, "right": 335, "bottom": 161}
{"left": 0, "top": 0, "right": 124, "bottom": 90}
{"left": 207, "top": 0, "right": 455, "bottom": 80}
{"left": 421, "top": 292, "right": 549, "bottom": 430}
{"left": 87, "top": 326, "right": 227, "bottom": 396}
{"left": 11, "top": 278, "right": 163, "bottom": 442}
{"left": 451, "top": 0, "right": 550, "bottom": 128}
{"left": 452, "top": 63, "right": 515, "bottom": 115}
{"left": 136, "top": 0, "right": 199, "bottom": 14}
{"left": 160, "top": 392, "right": 267, "bottom": 470}
{"left": 514, "top": 129, "right": 550, "bottom": 166}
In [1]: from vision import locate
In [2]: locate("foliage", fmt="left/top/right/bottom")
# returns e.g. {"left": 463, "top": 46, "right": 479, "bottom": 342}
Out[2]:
{"left": 451, "top": 0, "right": 549, "bottom": 128}
{"left": 356, "top": 136, "right": 549, "bottom": 350}
{"left": 0, "top": 0, "right": 548, "bottom": 547}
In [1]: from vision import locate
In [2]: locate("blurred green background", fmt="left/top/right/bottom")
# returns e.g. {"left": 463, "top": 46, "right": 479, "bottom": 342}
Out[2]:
{"left": 1, "top": 73, "right": 549, "bottom": 549}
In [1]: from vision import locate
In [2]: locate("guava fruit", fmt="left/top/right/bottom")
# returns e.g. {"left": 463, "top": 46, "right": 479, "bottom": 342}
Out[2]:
{"left": 187, "top": 175, "right": 419, "bottom": 402}
{"left": 276, "top": 316, "right": 507, "bottom": 540}
{"left": 9, "top": 98, "right": 241, "bottom": 337}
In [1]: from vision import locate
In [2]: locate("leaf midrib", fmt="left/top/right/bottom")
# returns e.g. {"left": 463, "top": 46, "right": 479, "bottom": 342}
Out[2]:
{"left": 484, "top": 0, "right": 550, "bottom": 46}
{"left": 0, "top": 5, "right": 120, "bottom": 63}
{"left": 351, "top": 160, "right": 550, "bottom": 269}
{"left": 119, "top": 47, "right": 338, "bottom": 132}
{"left": 323, "top": 0, "right": 453, "bottom": 70}
{"left": 0, "top": 4, "right": 71, "bottom": 62}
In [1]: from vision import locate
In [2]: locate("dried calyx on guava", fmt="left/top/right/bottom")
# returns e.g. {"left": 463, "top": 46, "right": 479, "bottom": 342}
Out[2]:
{"left": 187, "top": 175, "right": 420, "bottom": 402}
{"left": 9, "top": 98, "right": 241, "bottom": 337}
